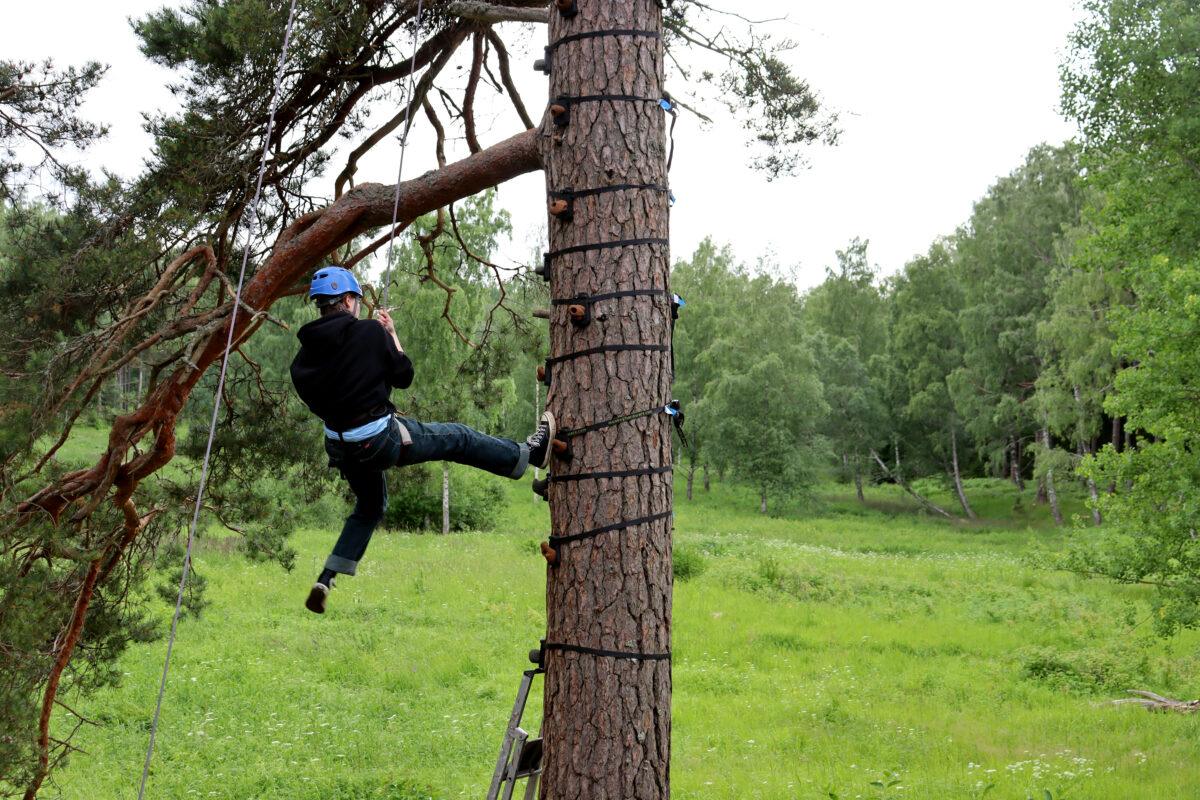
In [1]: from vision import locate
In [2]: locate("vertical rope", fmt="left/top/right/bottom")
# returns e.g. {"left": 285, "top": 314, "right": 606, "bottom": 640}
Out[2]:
{"left": 137, "top": 2, "right": 299, "bottom": 796}
{"left": 379, "top": 0, "right": 426, "bottom": 308}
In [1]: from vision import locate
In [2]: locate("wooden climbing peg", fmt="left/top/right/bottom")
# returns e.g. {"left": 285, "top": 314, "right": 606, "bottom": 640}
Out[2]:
{"left": 567, "top": 303, "right": 587, "bottom": 320}
{"left": 549, "top": 104, "right": 566, "bottom": 119}
{"left": 536, "top": 365, "right": 546, "bottom": 382}
{"left": 540, "top": 541, "right": 558, "bottom": 565}
{"left": 551, "top": 438, "right": 573, "bottom": 461}
{"left": 549, "top": 198, "right": 569, "bottom": 216}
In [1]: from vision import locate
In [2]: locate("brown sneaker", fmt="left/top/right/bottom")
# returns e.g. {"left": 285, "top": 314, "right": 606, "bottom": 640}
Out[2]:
{"left": 305, "top": 580, "right": 332, "bottom": 614}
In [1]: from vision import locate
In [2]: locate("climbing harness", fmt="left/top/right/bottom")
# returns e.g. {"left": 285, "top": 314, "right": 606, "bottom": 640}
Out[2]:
{"left": 558, "top": 399, "right": 682, "bottom": 439}
{"left": 546, "top": 93, "right": 669, "bottom": 126}
{"left": 552, "top": 287, "right": 669, "bottom": 326}
{"left": 138, "top": 3, "right": 301, "bottom": 798}
{"left": 553, "top": 399, "right": 687, "bottom": 452}
{"left": 379, "top": 0, "right": 426, "bottom": 308}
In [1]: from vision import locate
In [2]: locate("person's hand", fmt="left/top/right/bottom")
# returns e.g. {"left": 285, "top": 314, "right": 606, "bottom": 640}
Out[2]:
{"left": 376, "top": 308, "right": 404, "bottom": 352}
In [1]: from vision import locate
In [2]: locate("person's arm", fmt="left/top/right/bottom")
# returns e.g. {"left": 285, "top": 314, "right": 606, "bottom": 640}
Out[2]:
{"left": 374, "top": 308, "right": 414, "bottom": 389}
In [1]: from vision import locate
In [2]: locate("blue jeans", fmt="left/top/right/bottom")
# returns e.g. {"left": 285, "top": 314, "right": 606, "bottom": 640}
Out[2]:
{"left": 321, "top": 415, "right": 529, "bottom": 575}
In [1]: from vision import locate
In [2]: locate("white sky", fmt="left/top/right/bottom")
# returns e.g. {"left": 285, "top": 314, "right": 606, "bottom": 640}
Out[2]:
{"left": 3, "top": 1, "right": 1083, "bottom": 291}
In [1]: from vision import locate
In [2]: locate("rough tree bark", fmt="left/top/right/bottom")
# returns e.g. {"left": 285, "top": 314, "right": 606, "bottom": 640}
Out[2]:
{"left": 539, "top": 1, "right": 673, "bottom": 798}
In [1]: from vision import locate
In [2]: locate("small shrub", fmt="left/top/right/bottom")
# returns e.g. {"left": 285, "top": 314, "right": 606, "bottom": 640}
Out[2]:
{"left": 673, "top": 544, "right": 707, "bottom": 581}
{"left": 381, "top": 463, "right": 505, "bottom": 531}
{"left": 1017, "top": 642, "right": 1151, "bottom": 693}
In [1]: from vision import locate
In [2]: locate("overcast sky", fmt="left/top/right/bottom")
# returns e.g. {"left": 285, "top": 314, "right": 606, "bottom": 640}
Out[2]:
{"left": 4, "top": 1, "right": 1084, "bottom": 291}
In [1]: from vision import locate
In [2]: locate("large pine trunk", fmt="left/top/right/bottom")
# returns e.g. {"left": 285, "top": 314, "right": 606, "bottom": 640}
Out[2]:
{"left": 539, "top": 2, "right": 673, "bottom": 798}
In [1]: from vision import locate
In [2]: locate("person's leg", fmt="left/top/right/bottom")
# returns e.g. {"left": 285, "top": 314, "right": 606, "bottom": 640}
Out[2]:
{"left": 398, "top": 414, "right": 553, "bottom": 478}
{"left": 308, "top": 427, "right": 402, "bottom": 613}
{"left": 324, "top": 466, "right": 388, "bottom": 575}
{"left": 306, "top": 467, "right": 387, "bottom": 614}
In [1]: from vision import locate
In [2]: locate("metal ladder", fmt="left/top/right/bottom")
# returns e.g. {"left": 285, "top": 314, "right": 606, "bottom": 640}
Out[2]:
{"left": 486, "top": 644, "right": 546, "bottom": 800}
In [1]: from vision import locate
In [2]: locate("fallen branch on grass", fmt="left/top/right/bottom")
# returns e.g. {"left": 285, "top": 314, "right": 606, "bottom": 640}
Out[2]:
{"left": 1112, "top": 690, "right": 1200, "bottom": 712}
{"left": 869, "top": 448, "right": 959, "bottom": 520}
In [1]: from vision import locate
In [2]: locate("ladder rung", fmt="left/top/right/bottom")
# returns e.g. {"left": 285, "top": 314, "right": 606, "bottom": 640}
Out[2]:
{"left": 514, "top": 737, "right": 543, "bottom": 776}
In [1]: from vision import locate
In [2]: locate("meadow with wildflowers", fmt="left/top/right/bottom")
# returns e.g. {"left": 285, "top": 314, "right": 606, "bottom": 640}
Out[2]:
{"left": 50, "top": 477, "right": 1200, "bottom": 799}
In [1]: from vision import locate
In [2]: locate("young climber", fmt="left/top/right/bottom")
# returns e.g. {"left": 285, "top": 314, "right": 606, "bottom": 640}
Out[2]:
{"left": 290, "top": 266, "right": 554, "bottom": 613}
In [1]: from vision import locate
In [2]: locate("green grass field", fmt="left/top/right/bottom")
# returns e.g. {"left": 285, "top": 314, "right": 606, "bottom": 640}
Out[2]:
{"left": 47, "top": 475, "right": 1200, "bottom": 800}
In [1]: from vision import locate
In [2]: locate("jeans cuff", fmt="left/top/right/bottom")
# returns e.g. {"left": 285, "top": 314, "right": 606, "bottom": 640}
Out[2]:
{"left": 510, "top": 443, "right": 530, "bottom": 479}
{"left": 325, "top": 555, "right": 358, "bottom": 576}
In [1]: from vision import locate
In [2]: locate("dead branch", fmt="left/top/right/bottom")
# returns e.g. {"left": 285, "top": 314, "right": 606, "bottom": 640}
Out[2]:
{"left": 415, "top": 209, "right": 477, "bottom": 350}
{"left": 53, "top": 699, "right": 102, "bottom": 727}
{"left": 447, "top": 1, "right": 549, "bottom": 23}
{"left": 26, "top": 557, "right": 102, "bottom": 800}
{"left": 343, "top": 219, "right": 415, "bottom": 271}
{"left": 334, "top": 25, "right": 470, "bottom": 199}
{"left": 423, "top": 97, "right": 448, "bottom": 169}
{"left": 1112, "top": 690, "right": 1200, "bottom": 712}
{"left": 485, "top": 28, "right": 535, "bottom": 130}
{"left": 869, "top": 448, "right": 958, "bottom": 520}
{"left": 463, "top": 32, "right": 486, "bottom": 154}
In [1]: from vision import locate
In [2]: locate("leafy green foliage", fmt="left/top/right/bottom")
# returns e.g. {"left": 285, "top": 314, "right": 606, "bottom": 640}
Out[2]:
{"left": 1058, "top": 255, "right": 1200, "bottom": 633}
{"left": 887, "top": 240, "right": 973, "bottom": 479}
{"left": 1049, "top": 0, "right": 1200, "bottom": 634}
{"left": 950, "top": 143, "right": 1085, "bottom": 476}
{"left": 674, "top": 242, "right": 829, "bottom": 512}
{"left": 381, "top": 464, "right": 505, "bottom": 533}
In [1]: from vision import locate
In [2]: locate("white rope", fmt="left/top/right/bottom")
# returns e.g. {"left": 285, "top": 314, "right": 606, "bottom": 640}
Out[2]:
{"left": 379, "top": 0, "right": 426, "bottom": 309}
{"left": 137, "top": 1, "right": 300, "bottom": 796}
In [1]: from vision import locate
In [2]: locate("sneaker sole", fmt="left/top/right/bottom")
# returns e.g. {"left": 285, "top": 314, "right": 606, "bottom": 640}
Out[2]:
{"left": 305, "top": 583, "right": 329, "bottom": 614}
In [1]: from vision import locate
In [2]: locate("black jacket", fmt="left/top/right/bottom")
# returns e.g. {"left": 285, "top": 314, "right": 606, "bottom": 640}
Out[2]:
{"left": 290, "top": 311, "right": 414, "bottom": 432}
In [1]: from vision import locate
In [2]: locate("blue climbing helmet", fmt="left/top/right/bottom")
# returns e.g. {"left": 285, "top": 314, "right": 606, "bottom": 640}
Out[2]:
{"left": 309, "top": 267, "right": 362, "bottom": 304}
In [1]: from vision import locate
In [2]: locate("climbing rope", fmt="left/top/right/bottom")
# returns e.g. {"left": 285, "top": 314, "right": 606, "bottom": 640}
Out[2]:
{"left": 379, "top": 0, "right": 426, "bottom": 309}
{"left": 137, "top": 2, "right": 300, "bottom": 797}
